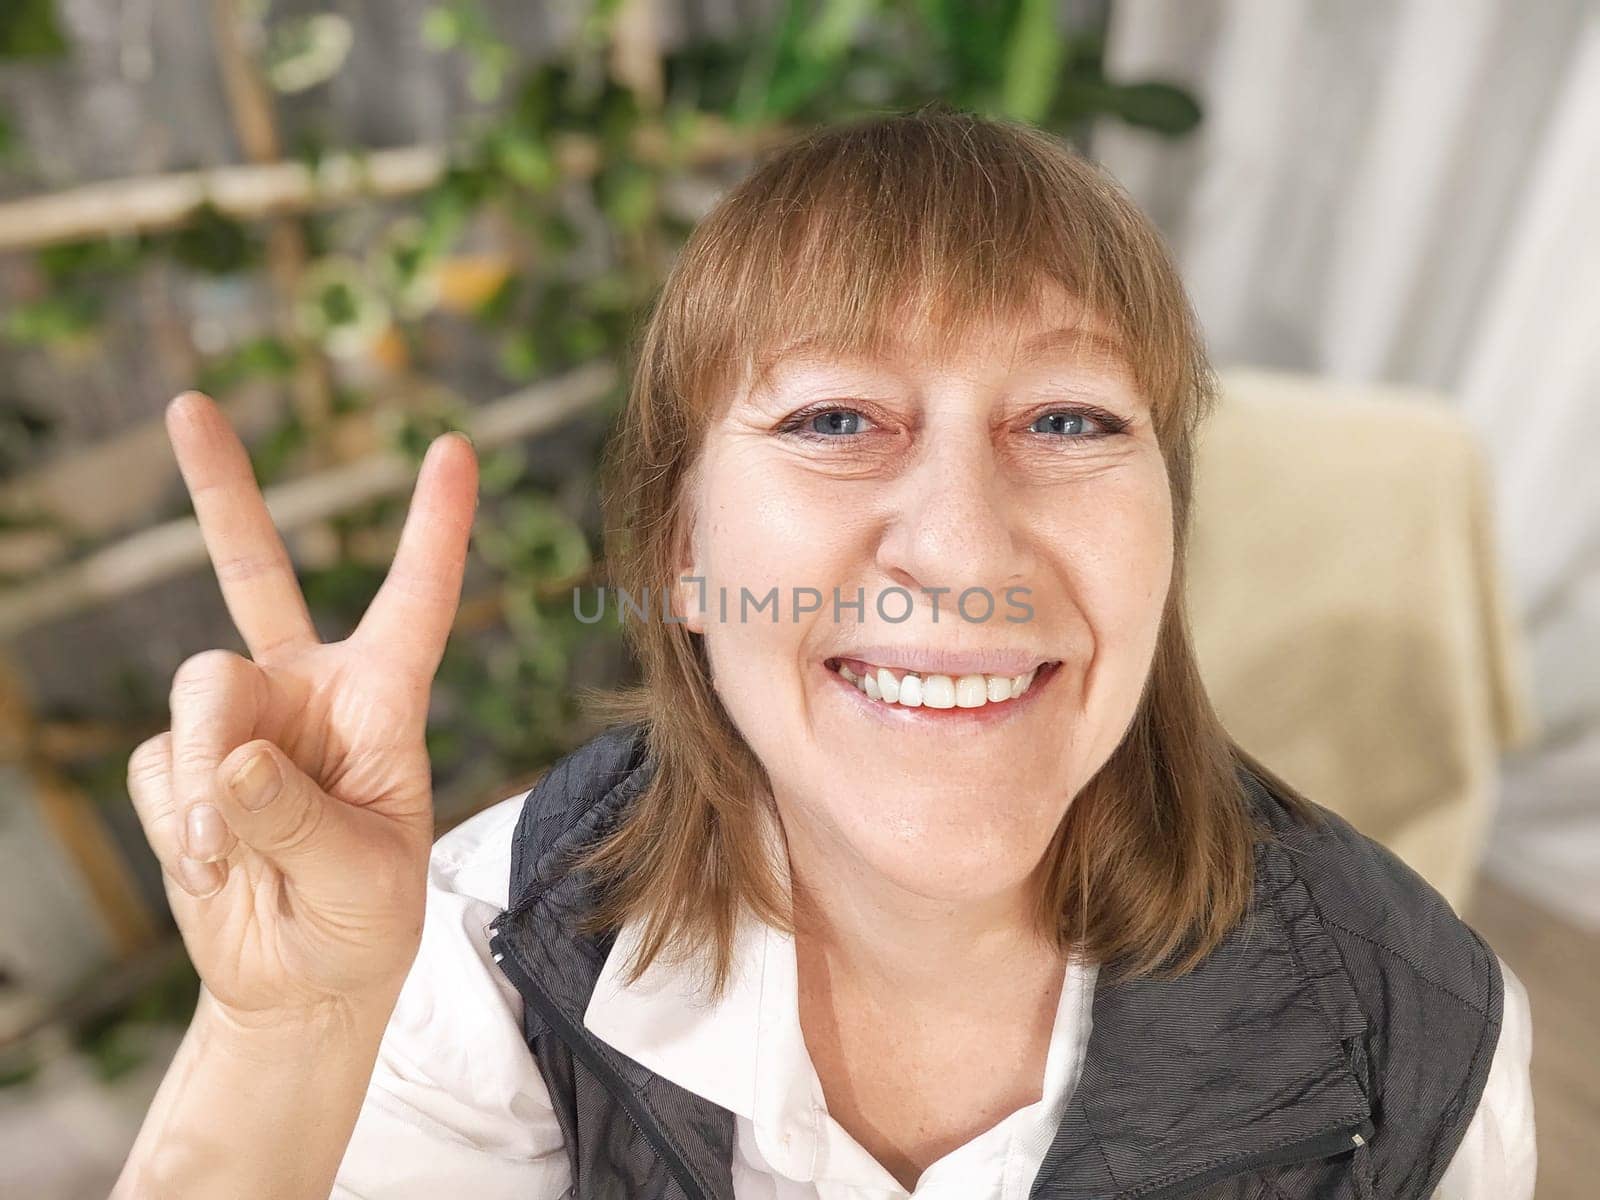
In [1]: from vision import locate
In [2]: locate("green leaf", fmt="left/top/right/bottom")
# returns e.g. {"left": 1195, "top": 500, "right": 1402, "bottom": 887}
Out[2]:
{"left": 78, "top": 1021, "right": 150, "bottom": 1084}
{"left": 0, "top": 0, "right": 67, "bottom": 59}
{"left": 264, "top": 14, "right": 354, "bottom": 94}
{"left": 295, "top": 258, "right": 389, "bottom": 355}
{"left": 732, "top": 0, "right": 812, "bottom": 124}
{"left": 0, "top": 396, "right": 55, "bottom": 481}
{"left": 196, "top": 336, "right": 297, "bottom": 396}
{"left": 166, "top": 203, "right": 258, "bottom": 275}
{"left": 537, "top": 210, "right": 581, "bottom": 255}
{"left": 492, "top": 130, "right": 556, "bottom": 191}
{"left": 391, "top": 405, "right": 470, "bottom": 463}
{"left": 801, "top": 0, "right": 874, "bottom": 60}
{"left": 913, "top": 0, "right": 1016, "bottom": 100}
{"left": 477, "top": 495, "right": 591, "bottom": 583}
{"left": 735, "top": 0, "right": 863, "bottom": 123}
{"left": 999, "top": 0, "right": 1063, "bottom": 122}
{"left": 301, "top": 559, "right": 387, "bottom": 622}
{"left": 0, "top": 1056, "right": 39, "bottom": 1089}
{"left": 420, "top": 6, "right": 462, "bottom": 50}
{"left": 476, "top": 445, "right": 526, "bottom": 495}
{"left": 247, "top": 412, "right": 308, "bottom": 486}
{"left": 469, "top": 54, "right": 508, "bottom": 103}
{"left": 472, "top": 273, "right": 524, "bottom": 325}
{"left": 425, "top": 725, "right": 465, "bottom": 769}
{"left": 2, "top": 294, "right": 100, "bottom": 346}
{"left": 596, "top": 162, "right": 657, "bottom": 233}
{"left": 497, "top": 330, "right": 541, "bottom": 381}
{"left": 1095, "top": 80, "right": 1202, "bottom": 136}
{"left": 35, "top": 235, "right": 144, "bottom": 280}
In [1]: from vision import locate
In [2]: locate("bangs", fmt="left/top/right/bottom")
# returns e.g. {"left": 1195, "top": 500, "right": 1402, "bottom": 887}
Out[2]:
{"left": 655, "top": 108, "right": 1199, "bottom": 436}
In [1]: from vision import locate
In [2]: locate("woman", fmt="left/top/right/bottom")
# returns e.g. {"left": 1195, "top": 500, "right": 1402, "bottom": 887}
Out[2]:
{"left": 114, "top": 109, "right": 1533, "bottom": 1198}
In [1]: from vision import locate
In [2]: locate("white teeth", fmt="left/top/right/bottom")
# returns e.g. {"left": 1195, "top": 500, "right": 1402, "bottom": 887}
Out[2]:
{"left": 954, "top": 675, "right": 987, "bottom": 708}
{"left": 831, "top": 659, "right": 1053, "bottom": 710}
{"left": 898, "top": 674, "right": 923, "bottom": 706}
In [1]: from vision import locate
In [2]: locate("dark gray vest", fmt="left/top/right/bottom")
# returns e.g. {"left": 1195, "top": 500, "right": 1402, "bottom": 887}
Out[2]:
{"left": 487, "top": 723, "right": 1502, "bottom": 1199}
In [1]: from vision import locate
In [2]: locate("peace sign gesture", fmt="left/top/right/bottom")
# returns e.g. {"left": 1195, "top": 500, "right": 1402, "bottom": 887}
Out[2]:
{"left": 126, "top": 392, "right": 478, "bottom": 1020}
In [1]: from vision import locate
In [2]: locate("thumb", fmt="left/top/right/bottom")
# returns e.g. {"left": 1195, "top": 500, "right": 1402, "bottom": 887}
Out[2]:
{"left": 213, "top": 740, "right": 354, "bottom": 873}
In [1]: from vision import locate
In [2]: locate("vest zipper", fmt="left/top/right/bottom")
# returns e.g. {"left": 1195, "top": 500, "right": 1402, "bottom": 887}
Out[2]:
{"left": 1124, "top": 1116, "right": 1375, "bottom": 1200}
{"left": 488, "top": 923, "right": 714, "bottom": 1200}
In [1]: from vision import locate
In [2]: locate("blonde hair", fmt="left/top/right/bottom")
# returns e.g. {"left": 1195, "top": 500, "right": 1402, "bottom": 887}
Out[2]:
{"left": 579, "top": 104, "right": 1317, "bottom": 995}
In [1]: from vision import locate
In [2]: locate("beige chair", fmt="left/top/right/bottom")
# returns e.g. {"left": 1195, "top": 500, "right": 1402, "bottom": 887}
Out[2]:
{"left": 1187, "top": 367, "right": 1538, "bottom": 912}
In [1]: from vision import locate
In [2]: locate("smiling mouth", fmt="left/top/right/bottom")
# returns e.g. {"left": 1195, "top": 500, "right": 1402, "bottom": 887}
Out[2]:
{"left": 824, "top": 656, "right": 1063, "bottom": 711}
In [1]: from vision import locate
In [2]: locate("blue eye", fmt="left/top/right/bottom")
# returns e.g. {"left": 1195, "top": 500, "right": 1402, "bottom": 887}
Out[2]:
{"left": 783, "top": 408, "right": 868, "bottom": 437}
{"left": 810, "top": 409, "right": 863, "bottom": 436}
{"left": 1032, "top": 410, "right": 1098, "bottom": 436}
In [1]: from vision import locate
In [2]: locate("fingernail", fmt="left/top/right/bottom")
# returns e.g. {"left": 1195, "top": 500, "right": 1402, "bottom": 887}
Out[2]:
{"left": 229, "top": 750, "right": 280, "bottom": 811}
{"left": 185, "top": 804, "right": 228, "bottom": 862}
{"left": 177, "top": 855, "right": 226, "bottom": 898}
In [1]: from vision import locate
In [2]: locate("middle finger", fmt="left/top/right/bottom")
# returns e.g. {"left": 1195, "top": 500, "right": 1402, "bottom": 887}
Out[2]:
{"left": 166, "top": 392, "right": 318, "bottom": 661}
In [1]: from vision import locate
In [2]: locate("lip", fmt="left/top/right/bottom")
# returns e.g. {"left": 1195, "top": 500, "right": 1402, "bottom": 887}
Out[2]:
{"left": 818, "top": 658, "right": 1063, "bottom": 728}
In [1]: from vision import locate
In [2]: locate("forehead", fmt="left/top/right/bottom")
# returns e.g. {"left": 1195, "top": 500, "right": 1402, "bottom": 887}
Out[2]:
{"left": 748, "top": 291, "right": 1133, "bottom": 393}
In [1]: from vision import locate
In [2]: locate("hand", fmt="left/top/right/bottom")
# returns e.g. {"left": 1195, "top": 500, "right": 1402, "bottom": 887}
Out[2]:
{"left": 126, "top": 392, "right": 478, "bottom": 1022}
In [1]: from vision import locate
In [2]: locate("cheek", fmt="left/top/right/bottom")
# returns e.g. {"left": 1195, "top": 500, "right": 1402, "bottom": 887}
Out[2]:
{"left": 1025, "top": 457, "right": 1173, "bottom": 726}
{"left": 1055, "top": 458, "right": 1174, "bottom": 627}
{"left": 694, "top": 453, "right": 863, "bottom": 717}
{"left": 696, "top": 449, "right": 875, "bottom": 609}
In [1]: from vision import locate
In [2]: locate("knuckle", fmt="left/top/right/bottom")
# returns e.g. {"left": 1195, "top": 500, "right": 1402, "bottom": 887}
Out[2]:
{"left": 127, "top": 732, "right": 172, "bottom": 788}
{"left": 381, "top": 567, "right": 454, "bottom": 609}
{"left": 213, "top": 550, "right": 288, "bottom": 585}
{"left": 269, "top": 787, "right": 326, "bottom": 856}
{"left": 170, "top": 648, "right": 247, "bottom": 701}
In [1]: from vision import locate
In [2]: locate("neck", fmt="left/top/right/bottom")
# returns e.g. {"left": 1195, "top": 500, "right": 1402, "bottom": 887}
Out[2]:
{"left": 782, "top": 817, "right": 1061, "bottom": 1006}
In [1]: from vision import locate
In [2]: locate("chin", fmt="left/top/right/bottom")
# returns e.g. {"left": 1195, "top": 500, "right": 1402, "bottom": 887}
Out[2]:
{"left": 828, "top": 797, "right": 1058, "bottom": 902}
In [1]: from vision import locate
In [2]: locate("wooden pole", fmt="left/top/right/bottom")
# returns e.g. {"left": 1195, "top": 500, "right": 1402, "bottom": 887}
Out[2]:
{"left": 0, "top": 146, "right": 448, "bottom": 252}
{"left": 0, "top": 117, "right": 791, "bottom": 254}
{"left": 208, "top": 0, "right": 335, "bottom": 433}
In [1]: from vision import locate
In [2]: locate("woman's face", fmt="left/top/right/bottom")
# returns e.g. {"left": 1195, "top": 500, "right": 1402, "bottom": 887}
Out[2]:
{"left": 678, "top": 291, "right": 1174, "bottom": 907}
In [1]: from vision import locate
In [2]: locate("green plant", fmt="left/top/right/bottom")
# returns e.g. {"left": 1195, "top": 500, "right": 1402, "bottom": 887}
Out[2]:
{"left": 727, "top": 1, "right": 1201, "bottom": 135}
{"left": 0, "top": 0, "right": 67, "bottom": 60}
{"left": 3, "top": 0, "right": 1205, "bottom": 1029}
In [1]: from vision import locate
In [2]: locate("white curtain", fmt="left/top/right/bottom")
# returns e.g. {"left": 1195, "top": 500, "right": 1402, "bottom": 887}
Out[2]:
{"left": 1093, "top": 0, "right": 1600, "bottom": 926}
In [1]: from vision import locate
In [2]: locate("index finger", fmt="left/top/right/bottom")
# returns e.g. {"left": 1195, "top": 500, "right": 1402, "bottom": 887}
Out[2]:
{"left": 166, "top": 392, "right": 318, "bottom": 660}
{"left": 353, "top": 431, "right": 478, "bottom": 678}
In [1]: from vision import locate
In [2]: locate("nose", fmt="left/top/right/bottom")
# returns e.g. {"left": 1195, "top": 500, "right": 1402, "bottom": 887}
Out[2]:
{"left": 875, "top": 421, "right": 1034, "bottom": 607}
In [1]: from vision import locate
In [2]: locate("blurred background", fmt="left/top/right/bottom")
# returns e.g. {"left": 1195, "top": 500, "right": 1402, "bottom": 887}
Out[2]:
{"left": 0, "top": 1, "right": 1592, "bottom": 1196}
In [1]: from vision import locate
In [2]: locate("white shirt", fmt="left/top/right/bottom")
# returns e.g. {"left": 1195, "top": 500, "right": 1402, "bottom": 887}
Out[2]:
{"left": 332, "top": 796, "right": 1537, "bottom": 1199}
